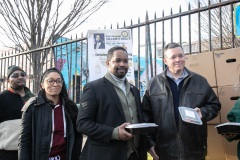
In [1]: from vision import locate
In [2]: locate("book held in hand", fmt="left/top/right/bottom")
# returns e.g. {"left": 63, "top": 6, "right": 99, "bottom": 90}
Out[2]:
{"left": 215, "top": 122, "right": 240, "bottom": 135}
{"left": 178, "top": 106, "right": 202, "bottom": 125}
{"left": 125, "top": 123, "right": 158, "bottom": 134}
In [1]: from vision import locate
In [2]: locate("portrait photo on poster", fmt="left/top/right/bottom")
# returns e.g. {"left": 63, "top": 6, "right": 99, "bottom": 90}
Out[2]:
{"left": 94, "top": 33, "right": 105, "bottom": 49}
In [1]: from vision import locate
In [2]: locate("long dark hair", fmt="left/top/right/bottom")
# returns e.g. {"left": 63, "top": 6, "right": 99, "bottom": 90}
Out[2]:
{"left": 40, "top": 67, "right": 78, "bottom": 118}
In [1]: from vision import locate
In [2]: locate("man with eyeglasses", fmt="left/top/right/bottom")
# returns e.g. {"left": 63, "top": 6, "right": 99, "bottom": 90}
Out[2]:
{"left": 0, "top": 65, "right": 35, "bottom": 160}
{"left": 142, "top": 42, "right": 221, "bottom": 160}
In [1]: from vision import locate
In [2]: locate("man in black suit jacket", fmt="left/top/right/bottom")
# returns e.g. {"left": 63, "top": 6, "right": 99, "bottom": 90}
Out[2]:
{"left": 77, "top": 46, "right": 147, "bottom": 160}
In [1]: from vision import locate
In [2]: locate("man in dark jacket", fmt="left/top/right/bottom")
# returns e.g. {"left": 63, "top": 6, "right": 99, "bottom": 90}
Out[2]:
{"left": 77, "top": 46, "right": 147, "bottom": 160}
{"left": 142, "top": 42, "right": 221, "bottom": 160}
{"left": 0, "top": 65, "right": 35, "bottom": 160}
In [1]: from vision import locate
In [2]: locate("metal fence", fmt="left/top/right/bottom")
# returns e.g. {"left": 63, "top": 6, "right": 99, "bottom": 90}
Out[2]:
{"left": 0, "top": 0, "right": 239, "bottom": 103}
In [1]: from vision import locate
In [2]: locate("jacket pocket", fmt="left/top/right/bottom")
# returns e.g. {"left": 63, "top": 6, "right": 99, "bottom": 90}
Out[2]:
{"left": 186, "top": 91, "right": 205, "bottom": 107}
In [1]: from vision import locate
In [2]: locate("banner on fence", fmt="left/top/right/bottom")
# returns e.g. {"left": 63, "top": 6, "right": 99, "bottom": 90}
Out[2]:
{"left": 87, "top": 29, "right": 135, "bottom": 84}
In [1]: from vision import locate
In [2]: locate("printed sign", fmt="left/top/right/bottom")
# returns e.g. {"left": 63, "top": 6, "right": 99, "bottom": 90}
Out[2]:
{"left": 87, "top": 29, "right": 135, "bottom": 84}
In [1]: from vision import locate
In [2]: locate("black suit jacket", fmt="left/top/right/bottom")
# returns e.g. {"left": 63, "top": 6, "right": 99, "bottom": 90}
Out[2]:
{"left": 94, "top": 41, "right": 105, "bottom": 49}
{"left": 77, "top": 77, "right": 147, "bottom": 160}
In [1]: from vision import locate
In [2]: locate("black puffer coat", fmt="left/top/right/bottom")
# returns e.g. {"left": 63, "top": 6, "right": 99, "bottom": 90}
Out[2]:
{"left": 18, "top": 93, "right": 82, "bottom": 160}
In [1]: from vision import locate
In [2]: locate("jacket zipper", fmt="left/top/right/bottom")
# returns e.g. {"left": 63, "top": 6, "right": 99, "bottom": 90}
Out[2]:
{"left": 177, "top": 74, "right": 191, "bottom": 160}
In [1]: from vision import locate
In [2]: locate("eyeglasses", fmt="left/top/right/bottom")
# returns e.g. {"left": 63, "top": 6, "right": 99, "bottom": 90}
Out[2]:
{"left": 166, "top": 54, "right": 185, "bottom": 60}
{"left": 45, "top": 79, "right": 63, "bottom": 85}
{"left": 10, "top": 72, "right": 26, "bottom": 78}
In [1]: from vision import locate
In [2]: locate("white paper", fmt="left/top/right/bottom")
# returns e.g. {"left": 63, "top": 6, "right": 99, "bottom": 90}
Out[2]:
{"left": 185, "top": 110, "right": 196, "bottom": 118}
{"left": 125, "top": 123, "right": 158, "bottom": 129}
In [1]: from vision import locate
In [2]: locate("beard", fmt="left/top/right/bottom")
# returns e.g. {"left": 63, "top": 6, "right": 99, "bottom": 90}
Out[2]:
{"left": 115, "top": 68, "right": 128, "bottom": 78}
{"left": 11, "top": 83, "right": 25, "bottom": 90}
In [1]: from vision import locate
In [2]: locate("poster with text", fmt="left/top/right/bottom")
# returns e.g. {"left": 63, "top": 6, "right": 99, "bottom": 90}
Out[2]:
{"left": 87, "top": 29, "right": 135, "bottom": 85}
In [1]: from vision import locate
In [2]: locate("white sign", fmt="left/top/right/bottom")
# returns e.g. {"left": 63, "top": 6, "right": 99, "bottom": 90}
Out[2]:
{"left": 87, "top": 29, "right": 135, "bottom": 85}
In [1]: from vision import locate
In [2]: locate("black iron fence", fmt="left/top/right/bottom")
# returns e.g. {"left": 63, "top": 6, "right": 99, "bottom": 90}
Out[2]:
{"left": 0, "top": 0, "right": 239, "bottom": 103}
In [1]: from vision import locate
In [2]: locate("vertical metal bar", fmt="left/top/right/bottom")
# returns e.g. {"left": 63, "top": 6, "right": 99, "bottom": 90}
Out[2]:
{"left": 130, "top": 19, "right": 137, "bottom": 86}
{"left": 9, "top": 51, "right": 12, "bottom": 67}
{"left": 41, "top": 51, "right": 44, "bottom": 78}
{"left": 46, "top": 50, "right": 48, "bottom": 71}
{"left": 6, "top": 52, "right": 9, "bottom": 87}
{"left": 13, "top": 50, "right": 16, "bottom": 66}
{"left": 2, "top": 56, "right": 4, "bottom": 89}
{"left": 188, "top": 3, "right": 192, "bottom": 54}
{"left": 73, "top": 34, "right": 78, "bottom": 103}
{"left": 29, "top": 53, "right": 32, "bottom": 90}
{"left": 50, "top": 38, "right": 53, "bottom": 68}
{"left": 179, "top": 6, "right": 182, "bottom": 46}
{"left": 69, "top": 37, "right": 73, "bottom": 96}
{"left": 148, "top": 28, "right": 153, "bottom": 79}
{"left": 80, "top": 34, "right": 83, "bottom": 97}
{"left": 65, "top": 39, "right": 70, "bottom": 95}
{"left": 219, "top": 0, "right": 223, "bottom": 50}
{"left": 146, "top": 12, "right": 153, "bottom": 79}
{"left": 21, "top": 51, "right": 24, "bottom": 69}
{"left": 208, "top": 0, "right": 212, "bottom": 51}
{"left": 145, "top": 12, "right": 149, "bottom": 84}
{"left": 24, "top": 52, "right": 27, "bottom": 74}
{"left": 18, "top": 50, "right": 20, "bottom": 67}
{"left": 24, "top": 52, "right": 27, "bottom": 87}
{"left": 170, "top": 8, "right": 173, "bottom": 43}
{"left": 53, "top": 40, "right": 58, "bottom": 68}
{"left": 60, "top": 39, "right": 63, "bottom": 70}
{"left": 154, "top": 13, "right": 157, "bottom": 76}
{"left": 231, "top": 3, "right": 234, "bottom": 48}
{"left": 162, "top": 10, "right": 165, "bottom": 70}
{"left": 198, "top": 0, "right": 202, "bottom": 53}
{"left": 137, "top": 18, "right": 140, "bottom": 91}
{"left": 37, "top": 50, "right": 41, "bottom": 93}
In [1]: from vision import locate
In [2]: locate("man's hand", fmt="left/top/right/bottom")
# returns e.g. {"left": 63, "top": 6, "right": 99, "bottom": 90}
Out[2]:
{"left": 149, "top": 146, "right": 159, "bottom": 160}
{"left": 194, "top": 107, "right": 202, "bottom": 118}
{"left": 118, "top": 123, "right": 133, "bottom": 141}
{"left": 222, "top": 133, "right": 238, "bottom": 139}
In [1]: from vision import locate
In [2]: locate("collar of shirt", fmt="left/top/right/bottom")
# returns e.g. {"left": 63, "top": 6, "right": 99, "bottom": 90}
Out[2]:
{"left": 108, "top": 71, "right": 126, "bottom": 83}
{"left": 166, "top": 68, "right": 188, "bottom": 85}
{"left": 106, "top": 72, "right": 128, "bottom": 95}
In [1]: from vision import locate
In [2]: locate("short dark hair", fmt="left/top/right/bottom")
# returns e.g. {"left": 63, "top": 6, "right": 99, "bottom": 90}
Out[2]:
{"left": 107, "top": 46, "right": 128, "bottom": 61}
{"left": 164, "top": 42, "right": 183, "bottom": 56}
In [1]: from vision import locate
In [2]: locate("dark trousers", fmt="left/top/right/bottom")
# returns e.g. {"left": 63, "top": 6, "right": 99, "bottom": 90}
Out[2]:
{"left": 0, "top": 150, "right": 18, "bottom": 160}
{"left": 128, "top": 152, "right": 139, "bottom": 160}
